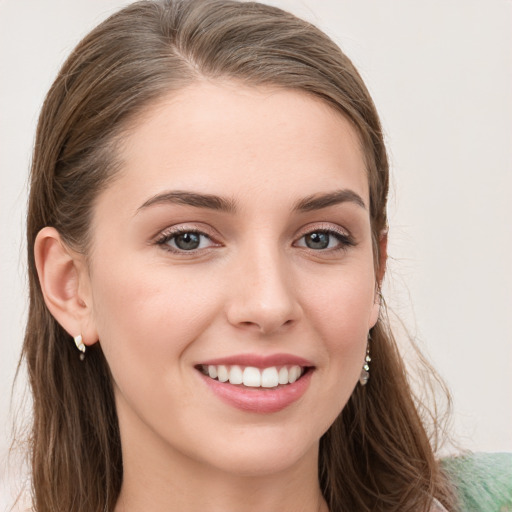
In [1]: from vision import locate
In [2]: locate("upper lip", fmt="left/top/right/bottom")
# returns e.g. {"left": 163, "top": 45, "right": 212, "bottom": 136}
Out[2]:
{"left": 197, "top": 353, "right": 314, "bottom": 368}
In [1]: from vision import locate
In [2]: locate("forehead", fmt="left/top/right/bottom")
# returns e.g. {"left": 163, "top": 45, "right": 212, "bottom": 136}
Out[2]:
{"left": 101, "top": 81, "right": 369, "bottom": 215}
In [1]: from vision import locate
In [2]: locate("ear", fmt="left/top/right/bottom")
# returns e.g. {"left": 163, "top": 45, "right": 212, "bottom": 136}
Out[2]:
{"left": 369, "top": 230, "right": 388, "bottom": 328}
{"left": 34, "top": 227, "right": 98, "bottom": 347}
{"left": 376, "top": 229, "right": 388, "bottom": 287}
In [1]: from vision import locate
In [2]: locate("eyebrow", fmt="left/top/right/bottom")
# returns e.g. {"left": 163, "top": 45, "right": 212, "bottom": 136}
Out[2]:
{"left": 293, "top": 189, "right": 366, "bottom": 212}
{"left": 137, "top": 190, "right": 237, "bottom": 214}
{"left": 136, "top": 188, "right": 366, "bottom": 215}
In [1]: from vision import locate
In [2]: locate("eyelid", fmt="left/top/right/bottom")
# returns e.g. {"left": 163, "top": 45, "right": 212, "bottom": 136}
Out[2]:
{"left": 293, "top": 223, "right": 355, "bottom": 250}
{"left": 152, "top": 222, "right": 354, "bottom": 254}
{"left": 153, "top": 224, "right": 222, "bottom": 253}
{"left": 295, "top": 222, "right": 351, "bottom": 240}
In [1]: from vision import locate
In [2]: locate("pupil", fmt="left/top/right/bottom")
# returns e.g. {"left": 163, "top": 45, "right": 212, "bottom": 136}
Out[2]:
{"left": 306, "top": 232, "right": 329, "bottom": 249}
{"left": 175, "top": 232, "right": 200, "bottom": 250}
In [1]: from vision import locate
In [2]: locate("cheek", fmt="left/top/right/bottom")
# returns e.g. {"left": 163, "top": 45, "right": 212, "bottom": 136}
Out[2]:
{"left": 304, "top": 263, "right": 376, "bottom": 344}
{"left": 88, "top": 257, "right": 228, "bottom": 438}
{"left": 88, "top": 253, "right": 221, "bottom": 376}
{"left": 299, "top": 262, "right": 375, "bottom": 413}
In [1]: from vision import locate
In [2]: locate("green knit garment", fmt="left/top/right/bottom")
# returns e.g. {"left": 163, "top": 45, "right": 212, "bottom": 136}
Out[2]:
{"left": 442, "top": 452, "right": 512, "bottom": 511}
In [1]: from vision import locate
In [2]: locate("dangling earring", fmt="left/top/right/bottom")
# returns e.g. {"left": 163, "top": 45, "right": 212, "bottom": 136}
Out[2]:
{"left": 74, "top": 334, "right": 86, "bottom": 361}
{"left": 359, "top": 335, "right": 371, "bottom": 386}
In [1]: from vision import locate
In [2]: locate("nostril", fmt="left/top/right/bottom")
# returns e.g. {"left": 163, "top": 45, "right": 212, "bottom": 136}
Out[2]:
{"left": 234, "top": 318, "right": 294, "bottom": 335}
{"left": 226, "top": 292, "right": 301, "bottom": 334}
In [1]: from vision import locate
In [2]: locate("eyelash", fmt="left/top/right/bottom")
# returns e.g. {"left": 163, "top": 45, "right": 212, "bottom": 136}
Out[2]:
{"left": 154, "top": 225, "right": 355, "bottom": 254}
{"left": 294, "top": 227, "right": 355, "bottom": 253}
{"left": 155, "top": 227, "right": 218, "bottom": 254}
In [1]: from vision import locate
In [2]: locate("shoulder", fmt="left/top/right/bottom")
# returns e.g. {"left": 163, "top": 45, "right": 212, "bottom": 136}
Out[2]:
{"left": 441, "top": 452, "right": 512, "bottom": 511}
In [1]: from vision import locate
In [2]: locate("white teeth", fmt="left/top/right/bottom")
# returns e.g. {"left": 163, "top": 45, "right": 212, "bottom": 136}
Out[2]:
{"left": 243, "top": 367, "right": 261, "bottom": 387}
{"left": 217, "top": 365, "right": 229, "bottom": 382}
{"left": 288, "top": 366, "right": 300, "bottom": 383}
{"left": 261, "top": 367, "right": 279, "bottom": 388}
{"left": 228, "top": 365, "right": 243, "bottom": 385}
{"left": 202, "top": 364, "right": 305, "bottom": 388}
{"left": 278, "top": 366, "right": 289, "bottom": 385}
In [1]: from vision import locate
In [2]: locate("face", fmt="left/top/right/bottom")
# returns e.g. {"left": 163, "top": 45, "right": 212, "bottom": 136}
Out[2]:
{"left": 85, "top": 82, "right": 381, "bottom": 476}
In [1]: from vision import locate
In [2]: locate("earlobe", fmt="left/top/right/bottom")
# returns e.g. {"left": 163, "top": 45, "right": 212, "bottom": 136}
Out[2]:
{"left": 34, "top": 227, "right": 98, "bottom": 346}
{"left": 369, "top": 294, "right": 381, "bottom": 329}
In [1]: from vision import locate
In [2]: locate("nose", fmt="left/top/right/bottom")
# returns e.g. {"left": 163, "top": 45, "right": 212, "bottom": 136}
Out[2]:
{"left": 225, "top": 246, "right": 302, "bottom": 335}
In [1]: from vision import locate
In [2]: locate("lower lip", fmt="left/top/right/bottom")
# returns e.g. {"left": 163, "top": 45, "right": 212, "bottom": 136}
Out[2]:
{"left": 198, "top": 370, "right": 313, "bottom": 413}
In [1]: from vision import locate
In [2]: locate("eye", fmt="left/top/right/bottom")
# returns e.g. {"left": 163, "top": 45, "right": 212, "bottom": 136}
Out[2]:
{"left": 156, "top": 229, "right": 217, "bottom": 253}
{"left": 295, "top": 229, "right": 353, "bottom": 251}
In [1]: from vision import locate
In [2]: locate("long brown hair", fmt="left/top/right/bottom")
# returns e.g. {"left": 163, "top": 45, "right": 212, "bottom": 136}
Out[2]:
{"left": 20, "top": 1, "right": 456, "bottom": 510}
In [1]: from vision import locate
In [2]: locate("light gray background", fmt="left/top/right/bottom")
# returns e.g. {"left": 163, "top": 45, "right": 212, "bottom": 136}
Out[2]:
{"left": 1, "top": 0, "right": 511, "bottom": 503}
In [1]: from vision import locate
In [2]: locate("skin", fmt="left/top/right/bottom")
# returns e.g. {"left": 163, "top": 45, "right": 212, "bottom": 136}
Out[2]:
{"left": 36, "top": 82, "right": 385, "bottom": 512}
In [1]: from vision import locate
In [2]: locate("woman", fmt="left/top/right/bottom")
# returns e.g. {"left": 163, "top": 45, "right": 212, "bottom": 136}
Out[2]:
{"left": 20, "top": 0, "right": 457, "bottom": 510}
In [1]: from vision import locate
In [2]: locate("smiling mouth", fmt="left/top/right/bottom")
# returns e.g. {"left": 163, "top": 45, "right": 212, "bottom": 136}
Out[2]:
{"left": 197, "top": 364, "right": 310, "bottom": 389}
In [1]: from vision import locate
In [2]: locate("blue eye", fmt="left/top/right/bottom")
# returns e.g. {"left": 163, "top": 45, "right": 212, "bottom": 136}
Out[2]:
{"left": 296, "top": 230, "right": 352, "bottom": 251}
{"left": 172, "top": 232, "right": 202, "bottom": 250}
{"left": 304, "top": 232, "right": 330, "bottom": 249}
{"left": 157, "top": 230, "right": 214, "bottom": 252}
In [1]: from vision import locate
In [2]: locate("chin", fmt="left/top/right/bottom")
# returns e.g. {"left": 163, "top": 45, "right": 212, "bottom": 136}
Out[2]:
{"left": 185, "top": 421, "right": 325, "bottom": 478}
{"left": 210, "top": 444, "right": 317, "bottom": 478}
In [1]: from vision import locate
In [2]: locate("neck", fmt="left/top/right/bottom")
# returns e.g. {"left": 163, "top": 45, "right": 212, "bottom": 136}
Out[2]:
{"left": 117, "top": 462, "right": 328, "bottom": 512}
{"left": 114, "top": 417, "right": 328, "bottom": 512}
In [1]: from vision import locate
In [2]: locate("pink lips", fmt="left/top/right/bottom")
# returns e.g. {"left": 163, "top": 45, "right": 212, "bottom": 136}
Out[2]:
{"left": 196, "top": 353, "right": 314, "bottom": 414}
{"left": 199, "top": 353, "right": 313, "bottom": 368}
